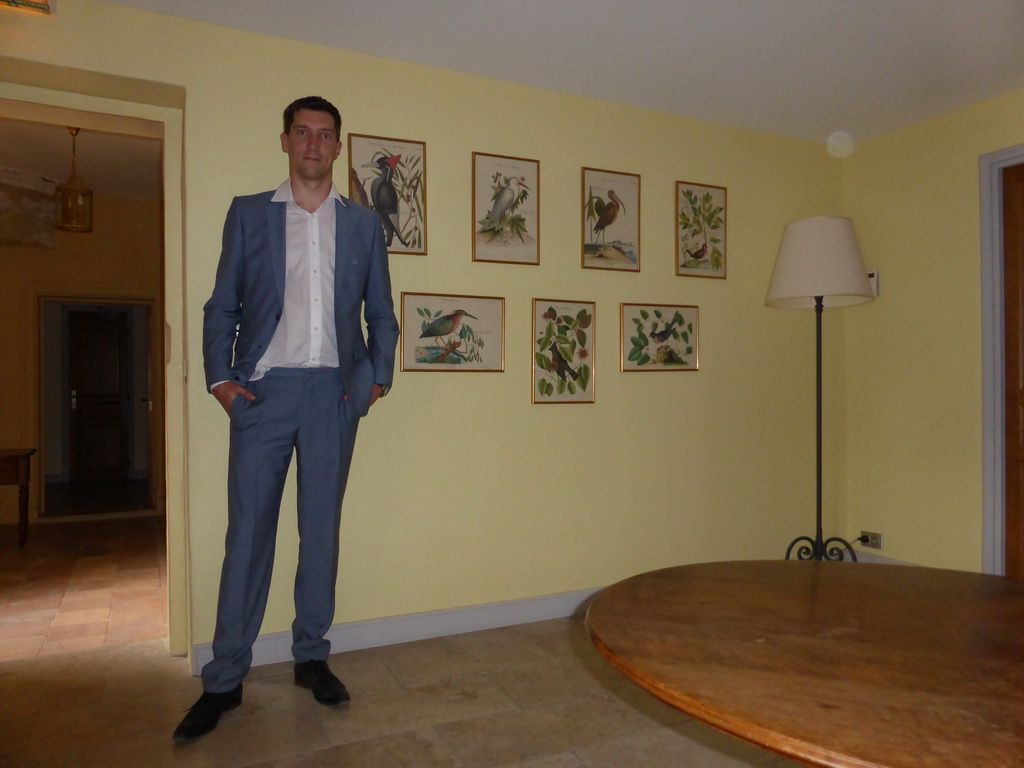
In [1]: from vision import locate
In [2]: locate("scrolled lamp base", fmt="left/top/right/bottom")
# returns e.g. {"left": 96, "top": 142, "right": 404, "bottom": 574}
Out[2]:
{"left": 785, "top": 535, "right": 858, "bottom": 562}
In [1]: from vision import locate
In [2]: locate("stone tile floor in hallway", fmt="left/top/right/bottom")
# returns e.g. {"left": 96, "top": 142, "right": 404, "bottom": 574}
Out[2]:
{"left": 0, "top": 516, "right": 167, "bottom": 660}
{"left": 0, "top": 614, "right": 803, "bottom": 768}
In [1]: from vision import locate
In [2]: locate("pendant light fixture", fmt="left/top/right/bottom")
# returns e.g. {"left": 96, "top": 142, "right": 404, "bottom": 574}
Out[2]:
{"left": 56, "top": 126, "right": 93, "bottom": 233}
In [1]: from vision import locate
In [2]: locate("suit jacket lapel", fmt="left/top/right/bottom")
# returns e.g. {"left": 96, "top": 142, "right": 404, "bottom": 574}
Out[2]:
{"left": 334, "top": 198, "right": 352, "bottom": 294}
{"left": 267, "top": 200, "right": 286, "bottom": 305}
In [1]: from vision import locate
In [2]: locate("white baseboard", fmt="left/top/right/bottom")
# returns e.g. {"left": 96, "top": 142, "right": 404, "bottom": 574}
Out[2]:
{"left": 853, "top": 549, "right": 912, "bottom": 565}
{"left": 190, "top": 587, "right": 600, "bottom": 676}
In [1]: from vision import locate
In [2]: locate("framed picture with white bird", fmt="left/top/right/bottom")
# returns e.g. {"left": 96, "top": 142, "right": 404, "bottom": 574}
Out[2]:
{"left": 400, "top": 292, "right": 505, "bottom": 372}
{"left": 676, "top": 180, "right": 726, "bottom": 278}
{"left": 472, "top": 152, "right": 540, "bottom": 265}
{"left": 348, "top": 133, "right": 426, "bottom": 255}
{"left": 582, "top": 167, "right": 640, "bottom": 272}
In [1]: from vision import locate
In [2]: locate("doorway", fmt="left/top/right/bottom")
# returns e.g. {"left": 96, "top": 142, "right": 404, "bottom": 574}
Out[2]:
{"left": 0, "top": 69, "right": 187, "bottom": 655}
{"left": 41, "top": 300, "right": 156, "bottom": 518}
{"left": 982, "top": 142, "right": 1024, "bottom": 577}
{"left": 1003, "top": 162, "right": 1024, "bottom": 579}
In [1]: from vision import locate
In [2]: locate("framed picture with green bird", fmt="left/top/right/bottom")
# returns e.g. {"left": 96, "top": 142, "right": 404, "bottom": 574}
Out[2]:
{"left": 582, "top": 167, "right": 640, "bottom": 272}
{"left": 348, "top": 133, "right": 427, "bottom": 255}
{"left": 676, "top": 180, "right": 726, "bottom": 278}
{"left": 532, "top": 299, "right": 596, "bottom": 404}
{"left": 620, "top": 303, "right": 699, "bottom": 371}
{"left": 400, "top": 292, "right": 505, "bottom": 372}
{"left": 472, "top": 152, "right": 540, "bottom": 265}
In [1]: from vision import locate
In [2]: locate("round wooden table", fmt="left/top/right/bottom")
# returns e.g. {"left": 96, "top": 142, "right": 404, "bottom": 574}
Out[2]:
{"left": 586, "top": 560, "right": 1024, "bottom": 768}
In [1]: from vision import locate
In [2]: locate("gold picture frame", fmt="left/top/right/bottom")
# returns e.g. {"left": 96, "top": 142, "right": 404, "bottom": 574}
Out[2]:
{"left": 472, "top": 152, "right": 539, "bottom": 265}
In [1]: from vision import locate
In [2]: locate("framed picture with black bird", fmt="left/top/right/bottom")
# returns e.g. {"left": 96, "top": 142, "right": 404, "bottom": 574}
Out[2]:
{"left": 348, "top": 133, "right": 426, "bottom": 254}
{"left": 532, "top": 299, "right": 596, "bottom": 404}
{"left": 400, "top": 292, "right": 505, "bottom": 372}
{"left": 676, "top": 180, "right": 726, "bottom": 278}
{"left": 582, "top": 167, "right": 640, "bottom": 272}
{"left": 472, "top": 152, "right": 540, "bottom": 265}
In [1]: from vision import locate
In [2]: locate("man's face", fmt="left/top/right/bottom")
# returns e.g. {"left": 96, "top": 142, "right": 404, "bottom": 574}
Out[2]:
{"left": 280, "top": 109, "right": 342, "bottom": 183}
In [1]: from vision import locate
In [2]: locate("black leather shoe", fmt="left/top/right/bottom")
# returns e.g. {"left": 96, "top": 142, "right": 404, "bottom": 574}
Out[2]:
{"left": 294, "top": 659, "right": 350, "bottom": 706}
{"left": 172, "top": 685, "right": 243, "bottom": 742}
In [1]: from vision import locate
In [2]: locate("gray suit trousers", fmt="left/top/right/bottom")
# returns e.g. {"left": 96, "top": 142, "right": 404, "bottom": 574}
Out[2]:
{"left": 201, "top": 367, "right": 359, "bottom": 692}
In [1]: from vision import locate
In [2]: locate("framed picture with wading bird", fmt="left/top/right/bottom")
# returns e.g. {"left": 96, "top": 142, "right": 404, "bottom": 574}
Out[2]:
{"left": 620, "top": 303, "right": 699, "bottom": 372}
{"left": 676, "top": 180, "right": 726, "bottom": 278}
{"left": 348, "top": 133, "right": 426, "bottom": 255}
{"left": 532, "top": 299, "right": 595, "bottom": 404}
{"left": 472, "top": 152, "right": 540, "bottom": 265}
{"left": 400, "top": 292, "right": 505, "bottom": 372}
{"left": 582, "top": 167, "right": 640, "bottom": 272}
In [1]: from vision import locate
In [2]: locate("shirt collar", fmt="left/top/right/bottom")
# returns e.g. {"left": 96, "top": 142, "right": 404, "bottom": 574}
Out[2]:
{"left": 271, "top": 179, "right": 346, "bottom": 207}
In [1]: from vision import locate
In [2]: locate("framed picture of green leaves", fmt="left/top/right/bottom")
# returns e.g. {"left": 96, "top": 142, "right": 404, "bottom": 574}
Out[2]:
{"left": 532, "top": 299, "right": 595, "bottom": 403}
{"left": 620, "top": 303, "right": 699, "bottom": 371}
{"left": 676, "top": 180, "right": 726, "bottom": 278}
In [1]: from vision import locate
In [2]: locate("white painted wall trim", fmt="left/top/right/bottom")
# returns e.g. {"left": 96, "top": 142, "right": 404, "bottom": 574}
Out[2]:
{"left": 852, "top": 550, "right": 913, "bottom": 566}
{"left": 980, "top": 144, "right": 1024, "bottom": 576}
{"left": 191, "top": 587, "right": 600, "bottom": 676}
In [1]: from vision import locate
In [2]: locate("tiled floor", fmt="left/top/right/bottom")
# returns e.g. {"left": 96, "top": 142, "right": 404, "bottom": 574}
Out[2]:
{"left": 0, "top": 616, "right": 802, "bottom": 768}
{"left": 0, "top": 515, "right": 167, "bottom": 660}
{"left": 0, "top": 517, "right": 802, "bottom": 767}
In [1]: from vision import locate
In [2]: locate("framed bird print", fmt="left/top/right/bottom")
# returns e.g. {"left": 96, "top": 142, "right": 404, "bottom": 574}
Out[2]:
{"left": 348, "top": 133, "right": 426, "bottom": 255}
{"left": 532, "top": 299, "right": 595, "bottom": 404}
{"left": 676, "top": 180, "right": 726, "bottom": 278}
{"left": 400, "top": 292, "right": 505, "bottom": 372}
{"left": 472, "top": 152, "right": 540, "bottom": 265}
{"left": 582, "top": 167, "right": 640, "bottom": 272}
{"left": 620, "top": 303, "right": 699, "bottom": 371}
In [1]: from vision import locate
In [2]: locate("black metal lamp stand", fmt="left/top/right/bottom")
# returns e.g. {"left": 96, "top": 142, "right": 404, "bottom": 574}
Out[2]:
{"left": 785, "top": 296, "right": 857, "bottom": 562}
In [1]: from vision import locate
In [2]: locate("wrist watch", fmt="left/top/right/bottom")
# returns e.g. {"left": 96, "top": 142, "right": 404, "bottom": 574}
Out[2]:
{"left": 376, "top": 383, "right": 391, "bottom": 398}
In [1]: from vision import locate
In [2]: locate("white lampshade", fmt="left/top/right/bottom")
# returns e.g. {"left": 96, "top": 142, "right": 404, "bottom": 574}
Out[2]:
{"left": 765, "top": 216, "right": 873, "bottom": 309}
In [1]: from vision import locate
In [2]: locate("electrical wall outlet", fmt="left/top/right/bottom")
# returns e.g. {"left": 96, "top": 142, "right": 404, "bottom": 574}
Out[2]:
{"left": 867, "top": 270, "right": 880, "bottom": 297}
{"left": 860, "top": 530, "right": 884, "bottom": 549}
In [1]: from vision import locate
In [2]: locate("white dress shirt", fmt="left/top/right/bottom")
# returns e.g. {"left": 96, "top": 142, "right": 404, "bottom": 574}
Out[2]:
{"left": 250, "top": 180, "right": 344, "bottom": 382}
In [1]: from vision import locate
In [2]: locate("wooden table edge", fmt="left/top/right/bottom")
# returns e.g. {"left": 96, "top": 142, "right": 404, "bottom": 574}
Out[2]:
{"left": 585, "top": 593, "right": 879, "bottom": 768}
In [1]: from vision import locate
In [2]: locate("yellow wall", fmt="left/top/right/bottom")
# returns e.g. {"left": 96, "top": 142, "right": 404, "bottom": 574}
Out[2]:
{"left": 841, "top": 89, "right": 1024, "bottom": 570}
{"left": 3, "top": 0, "right": 890, "bottom": 655}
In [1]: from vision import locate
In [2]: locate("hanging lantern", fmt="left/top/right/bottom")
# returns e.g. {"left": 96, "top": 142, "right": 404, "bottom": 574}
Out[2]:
{"left": 56, "top": 127, "right": 93, "bottom": 233}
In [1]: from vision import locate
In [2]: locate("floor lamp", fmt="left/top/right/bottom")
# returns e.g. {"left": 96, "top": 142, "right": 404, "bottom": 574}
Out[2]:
{"left": 765, "top": 217, "right": 874, "bottom": 561}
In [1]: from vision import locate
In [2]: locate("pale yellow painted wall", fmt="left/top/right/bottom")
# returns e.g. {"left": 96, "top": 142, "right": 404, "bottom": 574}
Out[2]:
{"left": 4, "top": 1, "right": 848, "bottom": 652}
{"left": 841, "top": 90, "right": 1024, "bottom": 570}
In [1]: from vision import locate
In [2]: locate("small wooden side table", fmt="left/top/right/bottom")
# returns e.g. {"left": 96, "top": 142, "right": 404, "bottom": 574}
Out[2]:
{"left": 0, "top": 449, "right": 37, "bottom": 549}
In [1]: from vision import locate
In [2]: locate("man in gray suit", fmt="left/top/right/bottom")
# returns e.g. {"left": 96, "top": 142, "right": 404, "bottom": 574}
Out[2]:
{"left": 174, "top": 96, "right": 400, "bottom": 742}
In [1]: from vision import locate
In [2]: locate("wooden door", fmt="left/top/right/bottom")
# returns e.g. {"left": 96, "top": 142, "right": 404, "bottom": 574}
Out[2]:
{"left": 68, "top": 309, "right": 131, "bottom": 481}
{"left": 1004, "top": 162, "right": 1024, "bottom": 579}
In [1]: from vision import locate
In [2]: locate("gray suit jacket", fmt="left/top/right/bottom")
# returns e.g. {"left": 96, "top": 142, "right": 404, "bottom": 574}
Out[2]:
{"left": 202, "top": 191, "right": 400, "bottom": 416}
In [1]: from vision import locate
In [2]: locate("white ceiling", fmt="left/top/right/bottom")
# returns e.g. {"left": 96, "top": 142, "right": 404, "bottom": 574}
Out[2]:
{"left": 102, "top": 0, "right": 1024, "bottom": 143}
{"left": 6, "top": 0, "right": 1024, "bottom": 200}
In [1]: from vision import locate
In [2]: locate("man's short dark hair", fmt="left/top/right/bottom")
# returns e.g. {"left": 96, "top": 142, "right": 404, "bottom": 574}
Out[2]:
{"left": 283, "top": 96, "right": 342, "bottom": 139}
